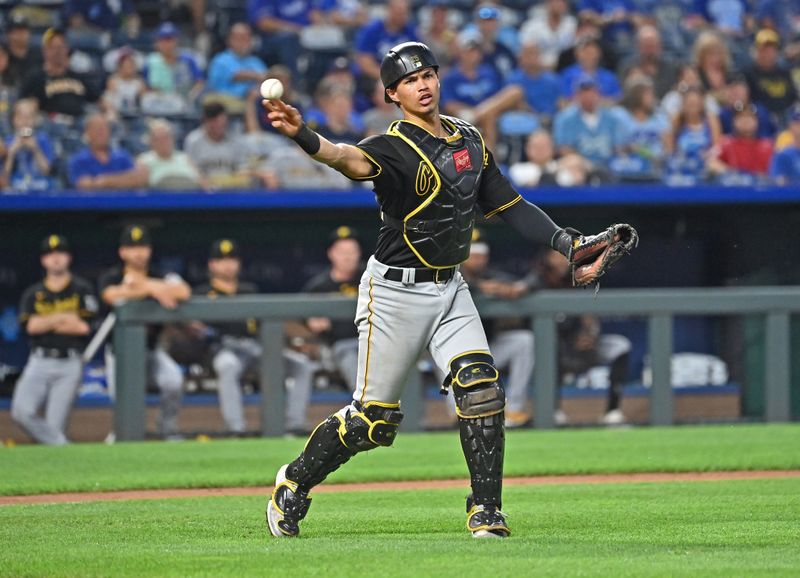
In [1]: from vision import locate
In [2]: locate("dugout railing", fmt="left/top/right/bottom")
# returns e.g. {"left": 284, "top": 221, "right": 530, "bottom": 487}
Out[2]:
{"left": 111, "top": 287, "right": 799, "bottom": 441}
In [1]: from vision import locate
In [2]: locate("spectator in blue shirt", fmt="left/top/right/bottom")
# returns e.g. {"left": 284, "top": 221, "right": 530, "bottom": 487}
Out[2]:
{"left": 67, "top": 113, "right": 146, "bottom": 190}
{"left": 504, "top": 41, "right": 561, "bottom": 119}
{"left": 440, "top": 30, "right": 503, "bottom": 116}
{"left": 208, "top": 23, "right": 268, "bottom": 99}
{"left": 2, "top": 99, "right": 55, "bottom": 192}
{"left": 143, "top": 22, "right": 204, "bottom": 113}
{"left": 248, "top": 0, "right": 335, "bottom": 78}
{"left": 560, "top": 35, "right": 621, "bottom": 102}
{"left": 354, "top": 0, "right": 417, "bottom": 84}
{"left": 770, "top": 105, "right": 800, "bottom": 185}
{"left": 553, "top": 75, "right": 623, "bottom": 166}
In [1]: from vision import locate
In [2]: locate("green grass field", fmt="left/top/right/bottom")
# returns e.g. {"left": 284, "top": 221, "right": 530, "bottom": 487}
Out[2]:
{"left": 1, "top": 424, "right": 799, "bottom": 577}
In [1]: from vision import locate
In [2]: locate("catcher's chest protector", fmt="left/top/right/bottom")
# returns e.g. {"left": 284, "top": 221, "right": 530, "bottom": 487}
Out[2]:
{"left": 387, "top": 117, "right": 485, "bottom": 268}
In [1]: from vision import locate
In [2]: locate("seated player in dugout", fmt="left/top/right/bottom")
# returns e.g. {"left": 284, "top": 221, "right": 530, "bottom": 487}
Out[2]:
{"left": 262, "top": 41, "right": 637, "bottom": 539}
{"left": 286, "top": 226, "right": 364, "bottom": 393}
{"left": 191, "top": 239, "right": 318, "bottom": 437}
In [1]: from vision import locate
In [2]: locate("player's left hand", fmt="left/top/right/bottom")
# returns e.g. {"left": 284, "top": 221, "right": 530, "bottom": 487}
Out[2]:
{"left": 570, "top": 224, "right": 638, "bottom": 287}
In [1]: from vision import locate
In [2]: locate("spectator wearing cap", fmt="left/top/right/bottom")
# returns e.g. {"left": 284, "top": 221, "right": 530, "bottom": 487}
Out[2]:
{"left": 719, "top": 73, "right": 775, "bottom": 139}
{"left": 67, "top": 113, "right": 146, "bottom": 190}
{"left": 712, "top": 104, "right": 774, "bottom": 178}
{"left": 746, "top": 29, "right": 798, "bottom": 118}
{"left": 3, "top": 99, "right": 56, "bottom": 192}
{"left": 559, "top": 35, "right": 621, "bottom": 102}
{"left": 440, "top": 29, "right": 503, "bottom": 144}
{"left": 19, "top": 28, "right": 99, "bottom": 119}
{"left": 290, "top": 226, "right": 364, "bottom": 401}
{"left": 98, "top": 224, "right": 191, "bottom": 440}
{"left": 618, "top": 25, "right": 680, "bottom": 100}
{"left": 207, "top": 23, "right": 268, "bottom": 100}
{"left": 248, "top": 0, "right": 336, "bottom": 78}
{"left": 185, "top": 101, "right": 277, "bottom": 189}
{"left": 12, "top": 234, "right": 98, "bottom": 445}
{"left": 519, "top": 0, "right": 577, "bottom": 71}
{"left": 5, "top": 15, "right": 42, "bottom": 91}
{"left": 755, "top": 0, "right": 800, "bottom": 44}
{"left": 354, "top": 0, "right": 418, "bottom": 84}
{"left": 464, "top": 2, "right": 518, "bottom": 79}
{"left": 143, "top": 22, "right": 204, "bottom": 109}
{"left": 553, "top": 74, "right": 623, "bottom": 167}
{"left": 102, "top": 47, "right": 147, "bottom": 118}
{"left": 136, "top": 119, "right": 205, "bottom": 190}
{"left": 770, "top": 105, "right": 800, "bottom": 185}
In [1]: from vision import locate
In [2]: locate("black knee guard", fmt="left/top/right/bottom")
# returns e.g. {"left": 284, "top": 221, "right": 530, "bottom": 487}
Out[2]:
{"left": 337, "top": 401, "right": 404, "bottom": 451}
{"left": 449, "top": 352, "right": 506, "bottom": 419}
{"left": 449, "top": 352, "right": 506, "bottom": 508}
{"left": 285, "top": 401, "right": 403, "bottom": 492}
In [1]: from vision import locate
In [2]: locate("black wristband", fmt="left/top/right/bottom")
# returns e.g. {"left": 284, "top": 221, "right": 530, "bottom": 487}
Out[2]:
{"left": 291, "top": 123, "right": 321, "bottom": 155}
{"left": 551, "top": 227, "right": 580, "bottom": 260}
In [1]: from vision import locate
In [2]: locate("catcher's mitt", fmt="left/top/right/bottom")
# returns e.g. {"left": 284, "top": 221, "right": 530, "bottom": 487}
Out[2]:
{"left": 569, "top": 224, "right": 638, "bottom": 287}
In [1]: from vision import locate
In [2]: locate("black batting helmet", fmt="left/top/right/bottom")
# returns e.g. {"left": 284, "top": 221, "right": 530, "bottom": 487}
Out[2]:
{"left": 380, "top": 42, "right": 439, "bottom": 103}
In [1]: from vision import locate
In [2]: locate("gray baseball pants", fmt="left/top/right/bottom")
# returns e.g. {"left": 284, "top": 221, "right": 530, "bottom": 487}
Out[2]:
{"left": 352, "top": 256, "right": 491, "bottom": 407}
{"left": 11, "top": 354, "right": 82, "bottom": 445}
{"left": 211, "top": 337, "right": 319, "bottom": 433}
{"left": 105, "top": 347, "right": 183, "bottom": 436}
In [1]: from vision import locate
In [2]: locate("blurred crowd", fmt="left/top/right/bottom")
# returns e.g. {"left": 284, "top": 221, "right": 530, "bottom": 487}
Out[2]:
{"left": 1, "top": 0, "right": 800, "bottom": 193}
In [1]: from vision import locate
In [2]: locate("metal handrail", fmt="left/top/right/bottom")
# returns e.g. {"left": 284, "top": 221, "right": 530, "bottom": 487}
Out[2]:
{"left": 112, "top": 287, "right": 799, "bottom": 440}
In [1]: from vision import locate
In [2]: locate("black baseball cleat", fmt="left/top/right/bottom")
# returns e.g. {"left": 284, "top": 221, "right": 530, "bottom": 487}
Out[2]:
{"left": 466, "top": 494, "right": 510, "bottom": 538}
{"left": 266, "top": 465, "right": 311, "bottom": 537}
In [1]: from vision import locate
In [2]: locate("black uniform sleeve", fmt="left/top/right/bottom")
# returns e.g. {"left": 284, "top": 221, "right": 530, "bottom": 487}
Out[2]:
{"left": 478, "top": 150, "right": 562, "bottom": 246}
{"left": 18, "top": 286, "right": 36, "bottom": 324}
{"left": 477, "top": 149, "right": 524, "bottom": 218}
{"left": 351, "top": 135, "right": 402, "bottom": 188}
{"left": 97, "top": 267, "right": 122, "bottom": 295}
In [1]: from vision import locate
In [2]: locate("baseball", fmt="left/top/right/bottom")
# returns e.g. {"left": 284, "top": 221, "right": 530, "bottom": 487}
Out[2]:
{"left": 260, "top": 78, "right": 284, "bottom": 100}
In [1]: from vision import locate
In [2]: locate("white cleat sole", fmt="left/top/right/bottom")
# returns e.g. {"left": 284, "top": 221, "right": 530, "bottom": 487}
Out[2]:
{"left": 472, "top": 529, "right": 506, "bottom": 538}
{"left": 266, "top": 464, "right": 291, "bottom": 538}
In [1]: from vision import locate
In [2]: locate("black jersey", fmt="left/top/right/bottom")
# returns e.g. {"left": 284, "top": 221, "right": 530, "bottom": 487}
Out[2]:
{"left": 353, "top": 116, "right": 522, "bottom": 268}
{"left": 193, "top": 280, "right": 260, "bottom": 339}
{"left": 302, "top": 267, "right": 362, "bottom": 343}
{"left": 19, "top": 276, "right": 98, "bottom": 351}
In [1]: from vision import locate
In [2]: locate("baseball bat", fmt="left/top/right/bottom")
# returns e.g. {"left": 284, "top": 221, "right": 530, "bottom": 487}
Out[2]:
{"left": 81, "top": 312, "right": 117, "bottom": 363}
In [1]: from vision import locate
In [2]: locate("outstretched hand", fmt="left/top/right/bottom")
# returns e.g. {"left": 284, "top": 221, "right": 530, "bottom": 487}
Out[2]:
{"left": 262, "top": 99, "right": 302, "bottom": 138}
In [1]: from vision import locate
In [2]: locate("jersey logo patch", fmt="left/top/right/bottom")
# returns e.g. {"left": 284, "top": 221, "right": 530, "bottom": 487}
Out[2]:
{"left": 415, "top": 162, "right": 434, "bottom": 196}
{"left": 453, "top": 149, "right": 472, "bottom": 173}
